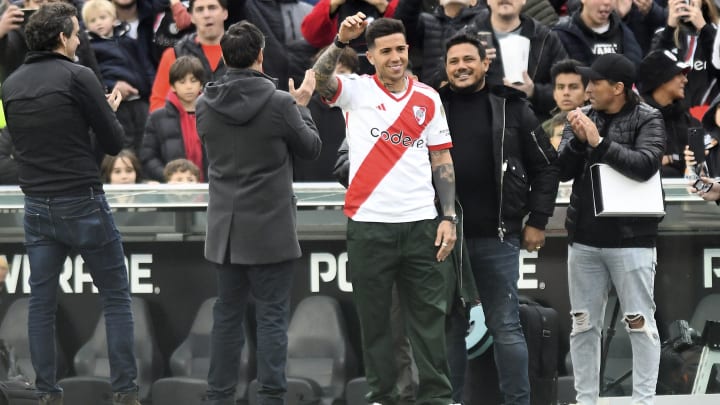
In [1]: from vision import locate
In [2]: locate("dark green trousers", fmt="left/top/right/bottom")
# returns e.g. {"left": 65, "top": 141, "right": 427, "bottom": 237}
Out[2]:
{"left": 347, "top": 219, "right": 453, "bottom": 405}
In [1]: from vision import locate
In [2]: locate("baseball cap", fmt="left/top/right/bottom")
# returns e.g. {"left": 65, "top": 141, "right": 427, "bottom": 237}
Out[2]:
{"left": 637, "top": 50, "right": 691, "bottom": 94}
{"left": 577, "top": 53, "right": 636, "bottom": 89}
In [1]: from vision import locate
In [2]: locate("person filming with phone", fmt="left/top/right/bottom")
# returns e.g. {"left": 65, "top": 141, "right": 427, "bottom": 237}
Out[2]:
{"left": 1, "top": 0, "right": 102, "bottom": 84}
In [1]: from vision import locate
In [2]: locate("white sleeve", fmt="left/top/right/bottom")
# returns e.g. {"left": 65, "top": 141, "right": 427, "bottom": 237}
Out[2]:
{"left": 426, "top": 93, "right": 453, "bottom": 150}
{"left": 325, "top": 74, "right": 363, "bottom": 111}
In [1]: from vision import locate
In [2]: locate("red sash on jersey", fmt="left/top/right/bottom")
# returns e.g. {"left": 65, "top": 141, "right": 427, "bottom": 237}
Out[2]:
{"left": 344, "top": 90, "right": 435, "bottom": 218}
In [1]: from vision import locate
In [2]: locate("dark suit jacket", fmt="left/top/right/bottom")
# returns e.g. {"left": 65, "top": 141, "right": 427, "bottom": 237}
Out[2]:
{"left": 197, "top": 68, "right": 321, "bottom": 265}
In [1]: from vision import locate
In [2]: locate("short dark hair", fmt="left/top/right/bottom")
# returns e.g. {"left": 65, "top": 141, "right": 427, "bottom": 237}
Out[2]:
{"left": 169, "top": 55, "right": 206, "bottom": 85}
{"left": 365, "top": 18, "right": 405, "bottom": 49}
{"left": 221, "top": 21, "right": 264, "bottom": 69}
{"left": 25, "top": 2, "right": 76, "bottom": 52}
{"left": 550, "top": 59, "right": 589, "bottom": 87}
{"left": 444, "top": 32, "right": 487, "bottom": 61}
{"left": 189, "top": 0, "right": 227, "bottom": 12}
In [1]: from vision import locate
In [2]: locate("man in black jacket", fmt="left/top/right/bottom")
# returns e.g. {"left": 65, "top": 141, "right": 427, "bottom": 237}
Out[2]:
{"left": 478, "top": 0, "right": 568, "bottom": 122}
{"left": 1, "top": 3, "right": 140, "bottom": 405}
{"left": 558, "top": 53, "right": 665, "bottom": 405}
{"left": 197, "top": 21, "right": 320, "bottom": 405}
{"left": 440, "top": 33, "right": 559, "bottom": 405}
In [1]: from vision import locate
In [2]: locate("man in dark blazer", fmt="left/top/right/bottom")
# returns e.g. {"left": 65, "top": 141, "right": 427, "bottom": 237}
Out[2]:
{"left": 196, "top": 21, "right": 321, "bottom": 405}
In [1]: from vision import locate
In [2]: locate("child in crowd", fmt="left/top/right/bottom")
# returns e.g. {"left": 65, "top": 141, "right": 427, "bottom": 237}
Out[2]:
{"left": 163, "top": 158, "right": 200, "bottom": 183}
{"left": 100, "top": 149, "right": 143, "bottom": 184}
{"left": 82, "top": 0, "right": 155, "bottom": 153}
{"left": 140, "top": 56, "right": 207, "bottom": 182}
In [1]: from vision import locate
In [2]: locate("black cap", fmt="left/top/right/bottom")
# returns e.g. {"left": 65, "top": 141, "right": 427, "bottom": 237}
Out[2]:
{"left": 577, "top": 53, "right": 636, "bottom": 88}
{"left": 637, "top": 50, "right": 691, "bottom": 94}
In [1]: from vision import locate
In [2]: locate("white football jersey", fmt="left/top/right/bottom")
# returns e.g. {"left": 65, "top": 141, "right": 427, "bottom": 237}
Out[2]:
{"left": 327, "top": 74, "right": 452, "bottom": 222}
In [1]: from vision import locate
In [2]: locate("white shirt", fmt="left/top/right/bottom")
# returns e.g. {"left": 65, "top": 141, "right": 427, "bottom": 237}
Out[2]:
{"left": 327, "top": 74, "right": 453, "bottom": 222}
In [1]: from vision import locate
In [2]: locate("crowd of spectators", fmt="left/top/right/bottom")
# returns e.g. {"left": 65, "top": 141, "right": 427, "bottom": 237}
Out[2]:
{"left": 2, "top": 0, "right": 720, "bottom": 185}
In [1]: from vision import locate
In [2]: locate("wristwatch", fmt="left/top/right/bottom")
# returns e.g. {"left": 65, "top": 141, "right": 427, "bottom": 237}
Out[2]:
{"left": 334, "top": 35, "right": 349, "bottom": 49}
{"left": 440, "top": 215, "right": 459, "bottom": 224}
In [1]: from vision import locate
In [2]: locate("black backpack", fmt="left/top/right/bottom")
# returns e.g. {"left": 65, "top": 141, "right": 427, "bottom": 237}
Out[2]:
{"left": 519, "top": 297, "right": 560, "bottom": 405}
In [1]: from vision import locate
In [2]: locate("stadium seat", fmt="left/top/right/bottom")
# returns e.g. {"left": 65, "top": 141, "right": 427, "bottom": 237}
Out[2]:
{"left": 248, "top": 295, "right": 357, "bottom": 405}
{"left": 58, "top": 297, "right": 163, "bottom": 403}
{"left": 151, "top": 297, "right": 255, "bottom": 405}
{"left": 0, "top": 297, "right": 67, "bottom": 382}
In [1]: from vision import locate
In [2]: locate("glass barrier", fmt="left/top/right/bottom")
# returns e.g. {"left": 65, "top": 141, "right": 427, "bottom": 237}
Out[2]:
{"left": 0, "top": 179, "right": 718, "bottom": 242}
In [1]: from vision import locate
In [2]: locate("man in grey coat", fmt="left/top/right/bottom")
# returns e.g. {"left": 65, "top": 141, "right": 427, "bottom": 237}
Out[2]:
{"left": 196, "top": 21, "right": 321, "bottom": 405}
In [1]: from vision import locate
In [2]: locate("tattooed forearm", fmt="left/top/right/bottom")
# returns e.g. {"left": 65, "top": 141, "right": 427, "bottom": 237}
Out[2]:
{"left": 430, "top": 150, "right": 456, "bottom": 216}
{"left": 312, "top": 44, "right": 344, "bottom": 99}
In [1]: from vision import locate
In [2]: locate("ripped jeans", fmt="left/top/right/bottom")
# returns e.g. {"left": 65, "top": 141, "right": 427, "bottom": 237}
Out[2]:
{"left": 567, "top": 243, "right": 660, "bottom": 405}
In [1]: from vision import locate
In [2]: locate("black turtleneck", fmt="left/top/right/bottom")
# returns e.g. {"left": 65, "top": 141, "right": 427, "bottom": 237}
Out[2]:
{"left": 447, "top": 85, "right": 499, "bottom": 237}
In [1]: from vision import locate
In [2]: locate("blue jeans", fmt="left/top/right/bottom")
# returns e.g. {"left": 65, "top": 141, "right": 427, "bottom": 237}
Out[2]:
{"left": 567, "top": 243, "right": 660, "bottom": 405}
{"left": 23, "top": 193, "right": 137, "bottom": 395}
{"left": 448, "top": 236, "right": 530, "bottom": 405}
{"left": 204, "top": 260, "right": 294, "bottom": 405}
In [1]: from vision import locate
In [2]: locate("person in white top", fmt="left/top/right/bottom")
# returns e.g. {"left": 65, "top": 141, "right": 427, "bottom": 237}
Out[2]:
{"left": 314, "top": 13, "right": 458, "bottom": 405}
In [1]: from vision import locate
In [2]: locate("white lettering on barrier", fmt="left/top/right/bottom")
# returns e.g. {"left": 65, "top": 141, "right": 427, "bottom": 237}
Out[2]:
{"left": 703, "top": 248, "right": 720, "bottom": 288}
{"left": 310, "top": 252, "right": 541, "bottom": 292}
{"left": 518, "top": 251, "right": 539, "bottom": 290}
{"left": 1, "top": 254, "right": 154, "bottom": 294}
{"left": 310, "top": 252, "right": 352, "bottom": 292}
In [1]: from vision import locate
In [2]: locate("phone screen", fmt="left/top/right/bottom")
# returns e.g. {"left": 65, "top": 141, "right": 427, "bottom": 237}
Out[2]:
{"left": 688, "top": 127, "right": 706, "bottom": 164}
{"left": 694, "top": 179, "right": 713, "bottom": 193}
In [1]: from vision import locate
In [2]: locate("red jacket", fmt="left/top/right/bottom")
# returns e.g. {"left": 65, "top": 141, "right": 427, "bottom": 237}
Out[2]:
{"left": 301, "top": 0, "right": 398, "bottom": 49}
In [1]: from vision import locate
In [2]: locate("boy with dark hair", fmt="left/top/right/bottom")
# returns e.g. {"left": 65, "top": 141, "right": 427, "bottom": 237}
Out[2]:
{"left": 542, "top": 58, "right": 588, "bottom": 150}
{"left": 141, "top": 55, "right": 206, "bottom": 182}
{"left": 163, "top": 158, "right": 200, "bottom": 183}
{"left": 149, "top": 0, "right": 227, "bottom": 111}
